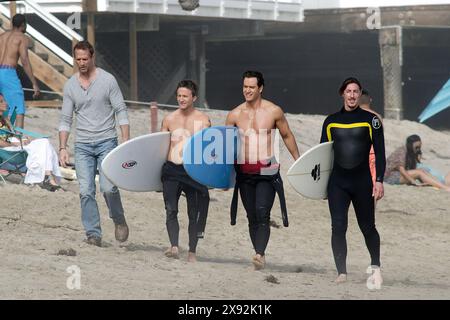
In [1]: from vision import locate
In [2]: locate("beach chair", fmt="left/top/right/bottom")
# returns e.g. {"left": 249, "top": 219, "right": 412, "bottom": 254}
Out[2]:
{"left": 0, "top": 147, "right": 27, "bottom": 184}
{"left": 0, "top": 117, "right": 28, "bottom": 184}
{"left": 2, "top": 108, "right": 50, "bottom": 139}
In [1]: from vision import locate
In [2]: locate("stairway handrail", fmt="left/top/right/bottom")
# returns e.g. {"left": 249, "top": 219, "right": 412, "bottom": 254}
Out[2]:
{"left": 0, "top": 4, "right": 75, "bottom": 65}
{"left": 21, "top": 0, "right": 83, "bottom": 41}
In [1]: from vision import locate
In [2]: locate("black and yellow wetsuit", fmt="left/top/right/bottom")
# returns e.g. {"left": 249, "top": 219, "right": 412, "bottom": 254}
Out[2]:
{"left": 320, "top": 106, "right": 386, "bottom": 275}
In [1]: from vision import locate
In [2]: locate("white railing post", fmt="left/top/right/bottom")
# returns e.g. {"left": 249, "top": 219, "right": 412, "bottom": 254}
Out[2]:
{"left": 22, "top": 0, "right": 83, "bottom": 41}
{"left": 0, "top": 4, "right": 79, "bottom": 65}
{"left": 274, "top": 0, "right": 279, "bottom": 21}
{"left": 94, "top": 0, "right": 305, "bottom": 23}
{"left": 219, "top": 0, "right": 225, "bottom": 17}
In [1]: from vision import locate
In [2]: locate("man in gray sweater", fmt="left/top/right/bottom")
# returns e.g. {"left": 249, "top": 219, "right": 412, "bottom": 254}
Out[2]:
{"left": 58, "top": 41, "right": 130, "bottom": 247}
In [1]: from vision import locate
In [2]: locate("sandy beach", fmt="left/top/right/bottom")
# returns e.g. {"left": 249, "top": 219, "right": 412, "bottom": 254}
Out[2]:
{"left": 0, "top": 106, "right": 449, "bottom": 300}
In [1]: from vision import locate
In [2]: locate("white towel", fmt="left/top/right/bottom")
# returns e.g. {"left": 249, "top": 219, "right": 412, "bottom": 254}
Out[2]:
{"left": 20, "top": 139, "right": 61, "bottom": 184}
{"left": 2, "top": 138, "right": 61, "bottom": 184}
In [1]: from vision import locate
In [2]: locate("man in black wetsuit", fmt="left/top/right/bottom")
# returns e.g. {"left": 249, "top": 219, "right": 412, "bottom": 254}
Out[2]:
{"left": 320, "top": 77, "right": 386, "bottom": 288}
{"left": 161, "top": 80, "right": 211, "bottom": 262}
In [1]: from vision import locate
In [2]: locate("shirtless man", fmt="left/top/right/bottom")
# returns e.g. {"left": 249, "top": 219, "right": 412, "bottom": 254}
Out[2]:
{"left": 161, "top": 79, "right": 211, "bottom": 262}
{"left": 0, "top": 14, "right": 40, "bottom": 128}
{"left": 226, "top": 70, "right": 300, "bottom": 270}
{"left": 359, "top": 90, "right": 382, "bottom": 120}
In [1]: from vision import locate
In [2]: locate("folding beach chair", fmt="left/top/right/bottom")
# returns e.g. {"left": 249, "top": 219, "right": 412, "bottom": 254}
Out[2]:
{"left": 0, "top": 115, "right": 28, "bottom": 184}
{"left": 0, "top": 146, "right": 27, "bottom": 184}
{"left": 2, "top": 108, "right": 50, "bottom": 139}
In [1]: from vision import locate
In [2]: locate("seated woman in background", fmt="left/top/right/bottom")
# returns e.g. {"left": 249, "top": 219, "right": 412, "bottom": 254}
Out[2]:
{"left": 0, "top": 96, "right": 61, "bottom": 191}
{"left": 384, "top": 134, "right": 450, "bottom": 191}
{"left": 384, "top": 134, "right": 450, "bottom": 192}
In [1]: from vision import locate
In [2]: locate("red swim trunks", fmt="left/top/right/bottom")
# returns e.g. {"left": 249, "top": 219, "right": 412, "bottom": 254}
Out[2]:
{"left": 239, "top": 158, "right": 280, "bottom": 175}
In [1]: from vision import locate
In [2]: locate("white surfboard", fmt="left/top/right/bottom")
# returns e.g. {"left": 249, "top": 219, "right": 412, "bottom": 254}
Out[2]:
{"left": 101, "top": 132, "right": 170, "bottom": 192}
{"left": 287, "top": 141, "right": 334, "bottom": 199}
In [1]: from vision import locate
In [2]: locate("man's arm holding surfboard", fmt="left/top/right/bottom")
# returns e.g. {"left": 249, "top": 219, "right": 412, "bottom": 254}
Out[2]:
{"left": 320, "top": 116, "right": 331, "bottom": 144}
{"left": 204, "top": 116, "right": 212, "bottom": 129}
{"left": 319, "top": 116, "right": 331, "bottom": 200}
{"left": 274, "top": 106, "right": 299, "bottom": 160}
{"left": 222, "top": 110, "right": 238, "bottom": 191}
{"left": 161, "top": 116, "right": 169, "bottom": 132}
{"left": 198, "top": 112, "right": 212, "bottom": 130}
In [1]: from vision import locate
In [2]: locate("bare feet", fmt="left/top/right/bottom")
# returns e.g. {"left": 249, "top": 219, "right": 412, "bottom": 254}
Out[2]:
{"left": 187, "top": 252, "right": 197, "bottom": 263}
{"left": 164, "top": 246, "right": 179, "bottom": 259}
{"left": 335, "top": 274, "right": 347, "bottom": 283}
{"left": 366, "top": 266, "right": 383, "bottom": 290}
{"left": 252, "top": 254, "right": 265, "bottom": 270}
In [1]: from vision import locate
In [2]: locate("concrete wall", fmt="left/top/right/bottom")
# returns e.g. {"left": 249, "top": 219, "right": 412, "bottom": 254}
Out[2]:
{"left": 21, "top": 11, "right": 450, "bottom": 129}
{"left": 205, "top": 31, "right": 384, "bottom": 116}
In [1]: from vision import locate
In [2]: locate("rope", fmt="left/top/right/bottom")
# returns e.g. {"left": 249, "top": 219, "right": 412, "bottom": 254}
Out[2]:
{"left": 23, "top": 88, "right": 210, "bottom": 110}
{"left": 23, "top": 88, "right": 62, "bottom": 95}
{"left": 123, "top": 100, "right": 178, "bottom": 109}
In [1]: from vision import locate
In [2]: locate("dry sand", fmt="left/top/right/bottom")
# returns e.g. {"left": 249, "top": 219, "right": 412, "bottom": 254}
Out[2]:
{"left": 0, "top": 106, "right": 449, "bottom": 300}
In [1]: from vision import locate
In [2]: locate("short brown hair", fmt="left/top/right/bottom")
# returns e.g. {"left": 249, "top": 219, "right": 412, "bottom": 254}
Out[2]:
{"left": 338, "top": 77, "right": 362, "bottom": 95}
{"left": 176, "top": 80, "right": 198, "bottom": 97}
{"left": 73, "top": 40, "right": 94, "bottom": 57}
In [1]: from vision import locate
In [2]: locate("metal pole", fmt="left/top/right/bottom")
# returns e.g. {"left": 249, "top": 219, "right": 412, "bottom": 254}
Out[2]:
{"left": 150, "top": 101, "right": 158, "bottom": 133}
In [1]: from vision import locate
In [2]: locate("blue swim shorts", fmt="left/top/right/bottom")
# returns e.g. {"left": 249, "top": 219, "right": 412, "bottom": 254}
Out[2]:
{"left": 0, "top": 66, "right": 25, "bottom": 116}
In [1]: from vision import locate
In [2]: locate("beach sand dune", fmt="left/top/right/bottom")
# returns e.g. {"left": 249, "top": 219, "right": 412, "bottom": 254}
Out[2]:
{"left": 0, "top": 107, "right": 449, "bottom": 299}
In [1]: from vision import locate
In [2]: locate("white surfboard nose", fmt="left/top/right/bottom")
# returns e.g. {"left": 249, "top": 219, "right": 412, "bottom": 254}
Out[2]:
{"left": 286, "top": 141, "right": 334, "bottom": 200}
{"left": 101, "top": 132, "right": 171, "bottom": 192}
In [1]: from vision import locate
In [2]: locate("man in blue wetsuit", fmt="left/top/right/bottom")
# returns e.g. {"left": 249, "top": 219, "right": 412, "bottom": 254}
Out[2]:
{"left": 320, "top": 77, "right": 386, "bottom": 288}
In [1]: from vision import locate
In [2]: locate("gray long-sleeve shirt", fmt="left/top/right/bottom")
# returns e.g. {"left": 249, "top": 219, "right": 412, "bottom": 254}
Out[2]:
{"left": 59, "top": 68, "right": 129, "bottom": 143}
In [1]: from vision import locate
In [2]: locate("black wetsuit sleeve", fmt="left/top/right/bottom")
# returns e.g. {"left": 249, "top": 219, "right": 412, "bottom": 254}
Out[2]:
{"left": 320, "top": 117, "right": 330, "bottom": 143}
{"left": 372, "top": 116, "right": 386, "bottom": 182}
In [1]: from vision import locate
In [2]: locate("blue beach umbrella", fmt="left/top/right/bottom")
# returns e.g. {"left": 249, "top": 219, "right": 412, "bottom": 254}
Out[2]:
{"left": 418, "top": 78, "right": 450, "bottom": 123}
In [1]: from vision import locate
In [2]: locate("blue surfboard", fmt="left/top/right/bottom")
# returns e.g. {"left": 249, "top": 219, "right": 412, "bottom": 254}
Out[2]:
{"left": 418, "top": 78, "right": 450, "bottom": 123}
{"left": 183, "top": 126, "right": 239, "bottom": 188}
